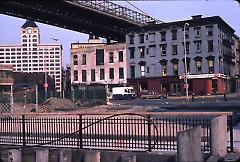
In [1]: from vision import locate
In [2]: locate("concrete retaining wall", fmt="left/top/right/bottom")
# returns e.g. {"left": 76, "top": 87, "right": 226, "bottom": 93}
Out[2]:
{"left": 0, "top": 147, "right": 176, "bottom": 162}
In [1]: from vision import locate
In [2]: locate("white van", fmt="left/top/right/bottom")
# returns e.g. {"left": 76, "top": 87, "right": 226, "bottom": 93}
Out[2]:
{"left": 112, "top": 87, "right": 135, "bottom": 100}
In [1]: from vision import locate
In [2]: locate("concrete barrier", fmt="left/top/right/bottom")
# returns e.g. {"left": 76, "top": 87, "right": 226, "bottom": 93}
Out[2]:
{"left": 210, "top": 115, "right": 227, "bottom": 157}
{"left": 177, "top": 126, "right": 203, "bottom": 162}
{"left": 120, "top": 152, "right": 136, "bottom": 162}
{"left": 84, "top": 150, "right": 100, "bottom": 162}
{"left": 59, "top": 148, "right": 72, "bottom": 162}
{"left": 8, "top": 149, "right": 21, "bottom": 162}
{"left": 36, "top": 149, "right": 48, "bottom": 162}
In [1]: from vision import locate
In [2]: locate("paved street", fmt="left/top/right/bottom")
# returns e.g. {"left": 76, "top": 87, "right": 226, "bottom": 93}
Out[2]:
{"left": 111, "top": 93, "right": 240, "bottom": 151}
{"left": 110, "top": 93, "right": 240, "bottom": 112}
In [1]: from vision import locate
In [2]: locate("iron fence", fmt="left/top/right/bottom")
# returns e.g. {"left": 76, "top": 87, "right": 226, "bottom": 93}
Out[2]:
{"left": 0, "top": 113, "right": 233, "bottom": 153}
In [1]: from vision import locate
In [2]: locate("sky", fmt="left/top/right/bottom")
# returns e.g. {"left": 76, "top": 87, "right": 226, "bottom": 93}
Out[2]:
{"left": 0, "top": 1, "right": 239, "bottom": 68}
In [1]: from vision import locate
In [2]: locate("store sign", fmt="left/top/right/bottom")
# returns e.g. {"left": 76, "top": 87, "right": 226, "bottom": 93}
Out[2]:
{"left": 179, "top": 73, "right": 226, "bottom": 79}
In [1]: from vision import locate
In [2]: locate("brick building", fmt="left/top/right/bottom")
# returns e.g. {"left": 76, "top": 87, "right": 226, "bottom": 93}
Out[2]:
{"left": 126, "top": 15, "right": 239, "bottom": 96}
{"left": 70, "top": 37, "right": 127, "bottom": 94}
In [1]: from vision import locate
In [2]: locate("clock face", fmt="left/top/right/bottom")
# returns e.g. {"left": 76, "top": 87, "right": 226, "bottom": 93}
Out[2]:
{"left": 27, "top": 28, "right": 32, "bottom": 34}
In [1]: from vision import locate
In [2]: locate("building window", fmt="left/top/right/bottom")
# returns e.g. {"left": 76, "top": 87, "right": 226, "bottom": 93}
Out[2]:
{"left": 160, "top": 44, "right": 167, "bottom": 56}
{"left": 194, "top": 27, "right": 201, "bottom": 37}
{"left": 91, "top": 69, "right": 95, "bottom": 81}
{"left": 82, "top": 70, "right": 86, "bottom": 82}
{"left": 73, "top": 55, "right": 78, "bottom": 65}
{"left": 129, "top": 47, "right": 135, "bottom": 59}
{"left": 208, "top": 60, "right": 214, "bottom": 73}
{"left": 160, "top": 31, "right": 166, "bottom": 41}
{"left": 139, "top": 46, "right": 145, "bottom": 58}
{"left": 207, "top": 25, "right": 213, "bottom": 36}
{"left": 185, "top": 42, "right": 190, "bottom": 54}
{"left": 109, "top": 68, "right": 114, "bottom": 79}
{"left": 118, "top": 51, "right": 123, "bottom": 62}
{"left": 129, "top": 35, "right": 134, "bottom": 44}
{"left": 100, "top": 69, "right": 105, "bottom": 80}
{"left": 208, "top": 40, "right": 214, "bottom": 52}
{"left": 173, "top": 64, "right": 178, "bottom": 76}
{"left": 194, "top": 41, "right": 201, "bottom": 53}
{"left": 140, "top": 65, "right": 145, "bottom": 77}
{"left": 130, "top": 66, "right": 135, "bottom": 79}
{"left": 82, "top": 54, "right": 86, "bottom": 65}
{"left": 149, "top": 46, "right": 155, "bottom": 57}
{"left": 196, "top": 61, "right": 202, "bottom": 73}
{"left": 147, "top": 66, "right": 150, "bottom": 73}
{"left": 162, "top": 65, "right": 167, "bottom": 76}
{"left": 149, "top": 33, "right": 155, "bottom": 43}
{"left": 109, "top": 52, "right": 114, "bottom": 63}
{"left": 119, "top": 67, "right": 124, "bottom": 79}
{"left": 96, "top": 49, "right": 104, "bottom": 65}
{"left": 172, "top": 44, "right": 178, "bottom": 55}
{"left": 172, "top": 30, "right": 177, "bottom": 40}
{"left": 73, "top": 70, "right": 78, "bottom": 81}
{"left": 139, "top": 34, "right": 144, "bottom": 43}
{"left": 184, "top": 29, "right": 189, "bottom": 39}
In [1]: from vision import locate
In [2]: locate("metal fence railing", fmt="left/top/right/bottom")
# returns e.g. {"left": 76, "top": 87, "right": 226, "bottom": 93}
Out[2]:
{"left": 0, "top": 113, "right": 234, "bottom": 153}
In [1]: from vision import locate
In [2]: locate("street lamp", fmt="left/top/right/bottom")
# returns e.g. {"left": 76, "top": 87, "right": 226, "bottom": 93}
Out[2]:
{"left": 44, "top": 37, "right": 58, "bottom": 101}
{"left": 183, "top": 22, "right": 189, "bottom": 101}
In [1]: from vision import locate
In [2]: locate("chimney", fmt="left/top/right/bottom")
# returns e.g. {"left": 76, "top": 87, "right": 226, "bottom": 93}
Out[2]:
{"left": 191, "top": 15, "right": 202, "bottom": 19}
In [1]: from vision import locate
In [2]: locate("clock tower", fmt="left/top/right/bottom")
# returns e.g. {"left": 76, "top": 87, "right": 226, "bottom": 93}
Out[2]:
{"left": 20, "top": 20, "right": 40, "bottom": 46}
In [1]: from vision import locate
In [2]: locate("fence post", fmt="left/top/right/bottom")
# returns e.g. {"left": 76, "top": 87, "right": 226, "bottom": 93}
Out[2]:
{"left": 229, "top": 115, "right": 234, "bottom": 152}
{"left": 22, "top": 115, "right": 26, "bottom": 146}
{"left": 147, "top": 115, "right": 152, "bottom": 152}
{"left": 79, "top": 115, "right": 83, "bottom": 149}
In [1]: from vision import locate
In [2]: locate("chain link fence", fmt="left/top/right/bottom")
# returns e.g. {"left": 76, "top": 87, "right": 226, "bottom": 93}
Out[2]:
{"left": 0, "top": 85, "right": 47, "bottom": 113}
{"left": 1, "top": 84, "right": 107, "bottom": 113}
{"left": 71, "top": 84, "right": 107, "bottom": 106}
{"left": 0, "top": 93, "right": 11, "bottom": 113}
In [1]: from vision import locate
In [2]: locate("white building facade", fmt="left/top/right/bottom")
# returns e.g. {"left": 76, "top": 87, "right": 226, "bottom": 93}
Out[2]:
{"left": 70, "top": 38, "right": 127, "bottom": 92}
{"left": 126, "top": 15, "right": 239, "bottom": 96}
{"left": 0, "top": 20, "right": 62, "bottom": 94}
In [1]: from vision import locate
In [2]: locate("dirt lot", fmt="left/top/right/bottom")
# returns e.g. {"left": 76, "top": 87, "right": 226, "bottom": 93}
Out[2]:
{"left": 10, "top": 97, "right": 149, "bottom": 114}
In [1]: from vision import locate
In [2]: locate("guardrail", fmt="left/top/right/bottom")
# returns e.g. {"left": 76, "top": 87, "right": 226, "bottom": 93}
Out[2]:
{"left": 0, "top": 112, "right": 233, "bottom": 153}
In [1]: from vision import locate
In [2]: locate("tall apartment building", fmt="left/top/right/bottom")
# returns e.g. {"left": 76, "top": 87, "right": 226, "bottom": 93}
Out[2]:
{"left": 70, "top": 37, "right": 127, "bottom": 92}
{"left": 0, "top": 20, "right": 62, "bottom": 94}
{"left": 126, "top": 15, "right": 239, "bottom": 96}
